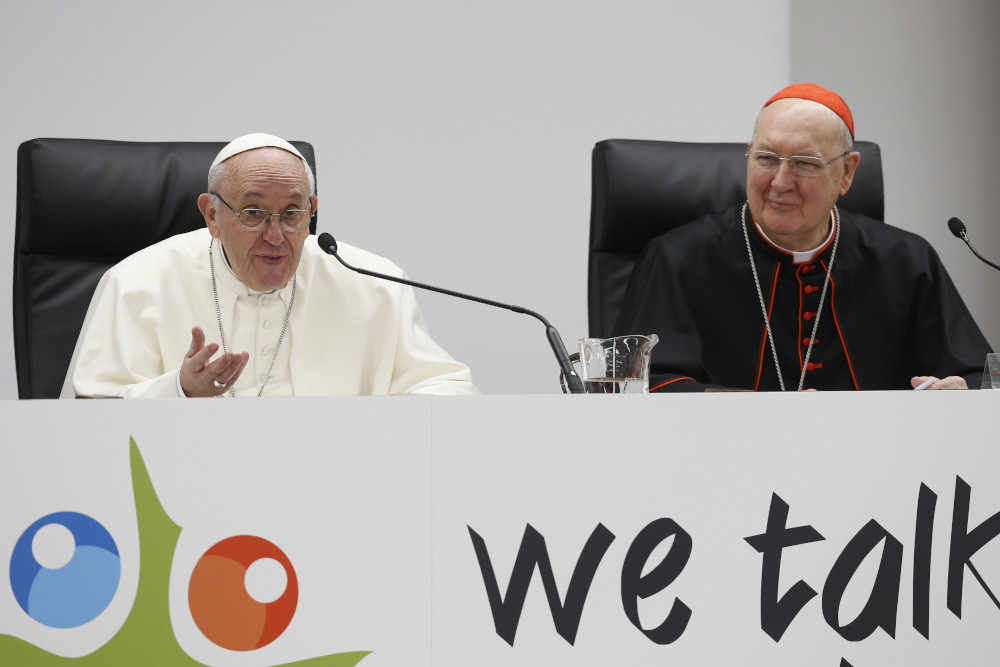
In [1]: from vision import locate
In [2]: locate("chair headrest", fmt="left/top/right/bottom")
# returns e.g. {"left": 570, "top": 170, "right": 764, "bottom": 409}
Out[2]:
{"left": 590, "top": 139, "right": 883, "bottom": 255}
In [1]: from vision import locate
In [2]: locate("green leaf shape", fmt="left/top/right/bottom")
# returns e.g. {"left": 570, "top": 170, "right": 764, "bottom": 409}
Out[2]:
{"left": 0, "top": 438, "right": 370, "bottom": 666}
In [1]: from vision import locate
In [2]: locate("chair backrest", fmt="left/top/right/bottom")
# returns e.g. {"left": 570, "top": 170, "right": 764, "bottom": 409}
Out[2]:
{"left": 587, "top": 139, "right": 884, "bottom": 338}
{"left": 13, "top": 138, "right": 317, "bottom": 399}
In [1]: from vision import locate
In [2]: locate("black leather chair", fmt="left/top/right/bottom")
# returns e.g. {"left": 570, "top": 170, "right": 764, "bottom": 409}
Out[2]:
{"left": 587, "top": 139, "right": 884, "bottom": 338}
{"left": 13, "top": 138, "right": 317, "bottom": 399}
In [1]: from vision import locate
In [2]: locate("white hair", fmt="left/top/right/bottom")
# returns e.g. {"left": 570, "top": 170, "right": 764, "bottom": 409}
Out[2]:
{"left": 750, "top": 102, "right": 854, "bottom": 154}
{"left": 207, "top": 148, "right": 316, "bottom": 209}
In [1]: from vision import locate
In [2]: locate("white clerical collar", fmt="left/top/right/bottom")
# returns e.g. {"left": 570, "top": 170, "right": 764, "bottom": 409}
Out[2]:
{"left": 754, "top": 210, "right": 836, "bottom": 264}
{"left": 217, "top": 239, "right": 276, "bottom": 296}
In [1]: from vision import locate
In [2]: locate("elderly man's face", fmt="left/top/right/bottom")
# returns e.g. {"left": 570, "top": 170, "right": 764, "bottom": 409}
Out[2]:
{"left": 747, "top": 99, "right": 860, "bottom": 251}
{"left": 199, "top": 148, "right": 315, "bottom": 292}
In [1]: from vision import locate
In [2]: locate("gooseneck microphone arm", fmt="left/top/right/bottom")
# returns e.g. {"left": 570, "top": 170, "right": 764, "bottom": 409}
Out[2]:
{"left": 317, "top": 233, "right": 585, "bottom": 394}
{"left": 948, "top": 217, "right": 1000, "bottom": 272}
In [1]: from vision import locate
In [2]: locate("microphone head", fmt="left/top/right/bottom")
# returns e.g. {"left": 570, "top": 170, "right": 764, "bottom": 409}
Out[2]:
{"left": 947, "top": 217, "right": 967, "bottom": 239}
{"left": 317, "top": 232, "right": 338, "bottom": 254}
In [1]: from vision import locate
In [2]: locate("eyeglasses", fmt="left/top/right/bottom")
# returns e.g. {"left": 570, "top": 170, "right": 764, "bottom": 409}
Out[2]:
{"left": 746, "top": 149, "right": 849, "bottom": 178}
{"left": 212, "top": 193, "right": 312, "bottom": 233}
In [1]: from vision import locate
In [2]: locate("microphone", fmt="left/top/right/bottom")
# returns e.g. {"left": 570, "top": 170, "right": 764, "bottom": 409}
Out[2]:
{"left": 317, "top": 233, "right": 585, "bottom": 393}
{"left": 948, "top": 217, "right": 1000, "bottom": 272}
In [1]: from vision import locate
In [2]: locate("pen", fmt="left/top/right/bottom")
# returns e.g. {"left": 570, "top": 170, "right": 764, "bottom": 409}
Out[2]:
{"left": 913, "top": 378, "right": 935, "bottom": 391}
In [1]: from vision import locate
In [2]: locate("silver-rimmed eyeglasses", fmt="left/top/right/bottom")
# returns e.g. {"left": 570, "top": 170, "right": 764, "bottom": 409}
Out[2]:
{"left": 746, "top": 149, "right": 849, "bottom": 178}
{"left": 212, "top": 193, "right": 312, "bottom": 233}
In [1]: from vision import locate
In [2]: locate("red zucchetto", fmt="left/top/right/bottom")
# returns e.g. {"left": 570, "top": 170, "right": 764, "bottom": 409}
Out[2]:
{"left": 764, "top": 83, "right": 854, "bottom": 139}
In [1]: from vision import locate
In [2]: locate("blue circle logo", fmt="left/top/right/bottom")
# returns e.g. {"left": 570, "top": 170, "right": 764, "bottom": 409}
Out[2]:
{"left": 9, "top": 512, "right": 121, "bottom": 628}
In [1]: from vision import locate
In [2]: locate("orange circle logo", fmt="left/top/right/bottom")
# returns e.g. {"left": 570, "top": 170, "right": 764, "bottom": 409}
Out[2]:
{"left": 188, "top": 535, "right": 298, "bottom": 650}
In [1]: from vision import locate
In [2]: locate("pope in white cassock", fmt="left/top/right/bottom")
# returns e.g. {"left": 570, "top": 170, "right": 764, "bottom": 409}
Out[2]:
{"left": 61, "top": 133, "right": 479, "bottom": 398}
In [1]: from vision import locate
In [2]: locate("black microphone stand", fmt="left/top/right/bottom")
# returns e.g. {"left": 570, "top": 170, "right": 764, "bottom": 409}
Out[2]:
{"left": 317, "top": 233, "right": 585, "bottom": 394}
{"left": 949, "top": 217, "right": 1000, "bottom": 272}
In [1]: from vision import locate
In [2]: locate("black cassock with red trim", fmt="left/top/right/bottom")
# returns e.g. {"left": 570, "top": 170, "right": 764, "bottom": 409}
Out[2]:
{"left": 615, "top": 205, "right": 991, "bottom": 391}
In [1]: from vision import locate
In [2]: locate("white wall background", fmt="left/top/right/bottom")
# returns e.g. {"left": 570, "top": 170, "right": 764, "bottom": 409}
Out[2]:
{"left": 791, "top": 0, "right": 1000, "bottom": 365}
{"left": 1, "top": 0, "right": 995, "bottom": 398}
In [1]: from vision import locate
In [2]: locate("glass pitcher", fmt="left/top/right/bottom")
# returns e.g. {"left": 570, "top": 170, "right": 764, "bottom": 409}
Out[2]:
{"left": 577, "top": 334, "right": 658, "bottom": 394}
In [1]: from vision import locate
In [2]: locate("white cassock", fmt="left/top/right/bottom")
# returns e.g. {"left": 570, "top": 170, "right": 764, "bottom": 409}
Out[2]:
{"left": 61, "top": 229, "right": 479, "bottom": 398}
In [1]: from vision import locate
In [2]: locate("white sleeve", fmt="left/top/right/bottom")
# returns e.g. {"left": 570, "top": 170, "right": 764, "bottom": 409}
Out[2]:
{"left": 61, "top": 269, "right": 185, "bottom": 399}
{"left": 386, "top": 281, "right": 480, "bottom": 396}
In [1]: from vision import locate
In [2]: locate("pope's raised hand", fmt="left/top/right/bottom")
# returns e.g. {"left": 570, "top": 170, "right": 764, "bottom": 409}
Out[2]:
{"left": 180, "top": 326, "right": 249, "bottom": 397}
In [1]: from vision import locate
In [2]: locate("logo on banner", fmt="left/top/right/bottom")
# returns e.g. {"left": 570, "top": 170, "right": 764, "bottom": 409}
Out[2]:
{"left": 188, "top": 535, "right": 299, "bottom": 651}
{"left": 10, "top": 512, "right": 121, "bottom": 629}
{"left": 2, "top": 439, "right": 371, "bottom": 665}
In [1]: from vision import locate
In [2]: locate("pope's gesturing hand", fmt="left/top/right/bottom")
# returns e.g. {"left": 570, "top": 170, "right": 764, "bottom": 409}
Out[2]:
{"left": 180, "top": 326, "right": 249, "bottom": 397}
